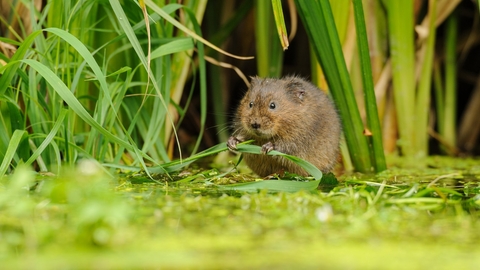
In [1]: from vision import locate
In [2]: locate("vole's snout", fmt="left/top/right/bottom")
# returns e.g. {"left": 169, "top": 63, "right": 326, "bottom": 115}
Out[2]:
{"left": 251, "top": 122, "right": 260, "bottom": 129}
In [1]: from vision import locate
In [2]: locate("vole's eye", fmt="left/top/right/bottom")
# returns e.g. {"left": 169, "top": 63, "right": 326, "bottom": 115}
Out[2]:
{"left": 269, "top": 102, "right": 276, "bottom": 109}
{"left": 249, "top": 102, "right": 254, "bottom": 108}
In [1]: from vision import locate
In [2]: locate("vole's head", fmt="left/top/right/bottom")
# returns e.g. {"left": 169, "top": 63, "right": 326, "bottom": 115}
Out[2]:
{"left": 238, "top": 76, "right": 307, "bottom": 139}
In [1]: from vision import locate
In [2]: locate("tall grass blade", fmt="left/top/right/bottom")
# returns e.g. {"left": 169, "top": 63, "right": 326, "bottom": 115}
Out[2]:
{"left": 138, "top": 0, "right": 151, "bottom": 90}
{"left": 144, "top": 0, "right": 253, "bottom": 60}
{"left": 384, "top": 0, "right": 415, "bottom": 157}
{"left": 44, "top": 28, "right": 115, "bottom": 113}
{"left": 150, "top": 38, "right": 195, "bottom": 58}
{"left": 109, "top": 0, "right": 179, "bottom": 163}
{"left": 25, "top": 109, "right": 68, "bottom": 166}
{"left": 442, "top": 13, "right": 458, "bottom": 152}
{"left": 0, "top": 31, "right": 41, "bottom": 95}
{"left": 0, "top": 130, "right": 26, "bottom": 178}
{"left": 331, "top": 0, "right": 351, "bottom": 38}
{"left": 352, "top": 0, "right": 386, "bottom": 172}
{"left": 271, "top": 0, "right": 289, "bottom": 50}
{"left": 256, "top": 0, "right": 283, "bottom": 77}
{"left": 433, "top": 63, "right": 444, "bottom": 135}
{"left": 294, "top": 0, "right": 372, "bottom": 172}
{"left": 415, "top": 0, "right": 437, "bottom": 157}
{"left": 18, "top": 59, "right": 142, "bottom": 159}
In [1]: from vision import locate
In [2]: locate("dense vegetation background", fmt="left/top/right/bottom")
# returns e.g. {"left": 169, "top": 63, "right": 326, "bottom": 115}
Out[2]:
{"left": 1, "top": 0, "right": 480, "bottom": 176}
{"left": 2, "top": 1, "right": 480, "bottom": 268}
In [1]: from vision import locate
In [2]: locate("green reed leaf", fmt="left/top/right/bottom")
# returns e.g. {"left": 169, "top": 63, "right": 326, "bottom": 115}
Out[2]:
{"left": 0, "top": 130, "right": 26, "bottom": 178}
{"left": 294, "top": 0, "right": 372, "bottom": 172}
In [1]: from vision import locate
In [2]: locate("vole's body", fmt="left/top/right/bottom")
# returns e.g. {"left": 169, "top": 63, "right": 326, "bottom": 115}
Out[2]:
{"left": 227, "top": 76, "right": 341, "bottom": 177}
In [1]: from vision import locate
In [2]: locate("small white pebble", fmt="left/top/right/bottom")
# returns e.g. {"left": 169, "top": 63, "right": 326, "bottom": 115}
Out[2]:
{"left": 78, "top": 159, "right": 101, "bottom": 176}
{"left": 315, "top": 204, "right": 333, "bottom": 222}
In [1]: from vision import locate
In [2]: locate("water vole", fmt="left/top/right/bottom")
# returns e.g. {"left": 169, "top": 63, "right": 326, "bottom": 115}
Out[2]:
{"left": 227, "top": 76, "right": 341, "bottom": 177}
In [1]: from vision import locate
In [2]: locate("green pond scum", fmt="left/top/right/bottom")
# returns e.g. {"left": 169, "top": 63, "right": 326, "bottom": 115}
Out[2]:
{"left": 1, "top": 157, "right": 480, "bottom": 269}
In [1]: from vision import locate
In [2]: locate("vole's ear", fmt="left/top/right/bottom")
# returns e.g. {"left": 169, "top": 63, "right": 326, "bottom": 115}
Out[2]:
{"left": 249, "top": 76, "right": 261, "bottom": 87}
{"left": 286, "top": 79, "right": 306, "bottom": 101}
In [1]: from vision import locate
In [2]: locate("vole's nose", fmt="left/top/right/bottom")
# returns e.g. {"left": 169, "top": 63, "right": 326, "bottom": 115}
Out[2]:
{"left": 251, "top": 122, "right": 260, "bottom": 129}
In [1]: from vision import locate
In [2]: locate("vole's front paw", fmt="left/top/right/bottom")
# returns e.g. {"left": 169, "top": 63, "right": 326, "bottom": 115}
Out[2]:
{"left": 261, "top": 142, "right": 275, "bottom": 154}
{"left": 227, "top": 136, "right": 241, "bottom": 151}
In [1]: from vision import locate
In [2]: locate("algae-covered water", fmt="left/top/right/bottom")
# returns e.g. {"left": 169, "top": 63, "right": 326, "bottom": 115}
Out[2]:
{"left": 1, "top": 156, "right": 480, "bottom": 269}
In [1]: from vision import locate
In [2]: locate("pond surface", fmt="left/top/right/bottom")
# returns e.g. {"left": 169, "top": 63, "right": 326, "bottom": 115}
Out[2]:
{"left": 1, "top": 156, "right": 480, "bottom": 269}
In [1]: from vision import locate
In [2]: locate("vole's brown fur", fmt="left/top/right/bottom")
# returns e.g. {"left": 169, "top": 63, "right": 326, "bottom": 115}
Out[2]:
{"left": 227, "top": 76, "right": 341, "bottom": 177}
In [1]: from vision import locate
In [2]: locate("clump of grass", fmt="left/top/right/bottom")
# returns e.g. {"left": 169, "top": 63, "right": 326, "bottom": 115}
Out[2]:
{"left": 0, "top": 1, "right": 216, "bottom": 176}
